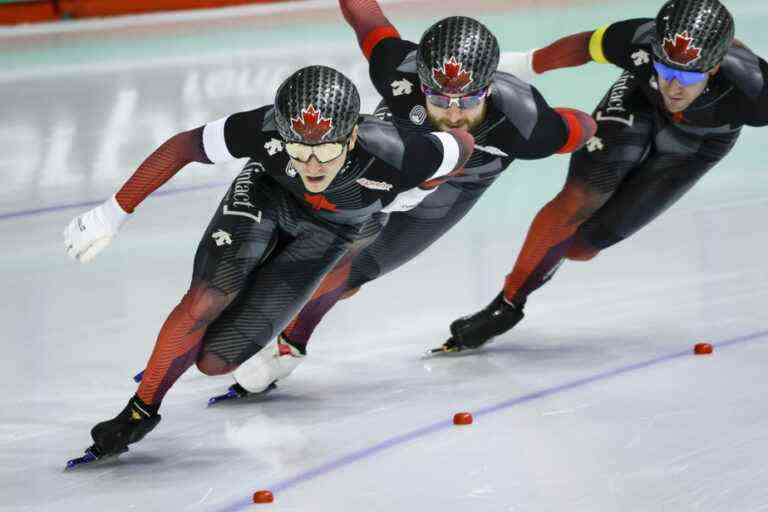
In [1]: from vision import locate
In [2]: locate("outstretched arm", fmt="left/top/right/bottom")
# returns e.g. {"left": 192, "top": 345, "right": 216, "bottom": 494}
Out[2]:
{"left": 64, "top": 127, "right": 211, "bottom": 263}
{"left": 499, "top": 31, "right": 598, "bottom": 81}
{"left": 339, "top": 0, "right": 400, "bottom": 59}
{"left": 115, "top": 127, "right": 210, "bottom": 213}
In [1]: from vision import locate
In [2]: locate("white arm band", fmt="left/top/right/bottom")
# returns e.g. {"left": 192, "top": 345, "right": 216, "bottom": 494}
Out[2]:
{"left": 498, "top": 50, "right": 538, "bottom": 83}
{"left": 425, "top": 131, "right": 461, "bottom": 181}
{"left": 202, "top": 116, "right": 234, "bottom": 163}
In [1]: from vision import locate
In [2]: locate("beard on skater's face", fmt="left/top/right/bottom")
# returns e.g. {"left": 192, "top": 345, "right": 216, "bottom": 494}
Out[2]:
{"left": 424, "top": 90, "right": 489, "bottom": 132}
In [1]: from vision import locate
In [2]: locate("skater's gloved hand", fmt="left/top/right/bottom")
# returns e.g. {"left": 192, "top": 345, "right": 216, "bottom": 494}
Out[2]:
{"left": 447, "top": 292, "right": 525, "bottom": 350}
{"left": 63, "top": 196, "right": 129, "bottom": 263}
{"left": 498, "top": 50, "right": 538, "bottom": 83}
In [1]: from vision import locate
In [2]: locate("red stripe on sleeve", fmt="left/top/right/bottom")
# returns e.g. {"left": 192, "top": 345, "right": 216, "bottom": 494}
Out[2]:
{"left": 554, "top": 108, "right": 596, "bottom": 154}
{"left": 531, "top": 31, "right": 594, "bottom": 74}
{"left": 361, "top": 25, "right": 401, "bottom": 60}
{"left": 115, "top": 127, "right": 209, "bottom": 213}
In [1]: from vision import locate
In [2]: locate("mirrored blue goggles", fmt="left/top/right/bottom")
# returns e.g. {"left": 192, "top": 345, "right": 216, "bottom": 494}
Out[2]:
{"left": 652, "top": 61, "right": 708, "bottom": 87}
{"left": 421, "top": 85, "right": 488, "bottom": 109}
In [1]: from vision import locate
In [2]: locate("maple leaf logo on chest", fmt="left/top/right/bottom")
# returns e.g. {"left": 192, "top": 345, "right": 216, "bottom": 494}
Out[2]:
{"left": 432, "top": 56, "right": 473, "bottom": 93}
{"left": 304, "top": 193, "right": 337, "bottom": 212}
{"left": 662, "top": 31, "right": 702, "bottom": 67}
{"left": 291, "top": 104, "right": 333, "bottom": 142}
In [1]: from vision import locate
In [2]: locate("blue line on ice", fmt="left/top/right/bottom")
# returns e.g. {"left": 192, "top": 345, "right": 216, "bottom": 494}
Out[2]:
{"left": 0, "top": 181, "right": 227, "bottom": 222}
{"left": 213, "top": 328, "right": 768, "bottom": 511}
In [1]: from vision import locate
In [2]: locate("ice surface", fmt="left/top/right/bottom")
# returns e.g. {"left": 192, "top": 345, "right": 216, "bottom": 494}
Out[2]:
{"left": 1, "top": 1, "right": 767, "bottom": 510}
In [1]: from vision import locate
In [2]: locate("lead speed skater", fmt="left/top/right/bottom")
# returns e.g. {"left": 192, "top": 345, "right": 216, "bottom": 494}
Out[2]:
{"left": 61, "top": 65, "right": 475, "bottom": 467}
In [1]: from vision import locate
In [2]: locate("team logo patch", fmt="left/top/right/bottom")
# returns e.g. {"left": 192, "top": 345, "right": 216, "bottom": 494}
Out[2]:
{"left": 409, "top": 105, "right": 427, "bottom": 125}
{"left": 285, "top": 162, "right": 297, "bottom": 178}
{"left": 356, "top": 178, "right": 393, "bottom": 191}
{"left": 291, "top": 104, "right": 333, "bottom": 142}
{"left": 391, "top": 78, "right": 414, "bottom": 96}
{"left": 212, "top": 229, "right": 233, "bottom": 246}
{"left": 631, "top": 49, "right": 650, "bottom": 67}
{"left": 586, "top": 136, "right": 604, "bottom": 152}
{"left": 264, "top": 138, "right": 284, "bottom": 156}
{"left": 432, "top": 56, "right": 473, "bottom": 93}
{"left": 662, "top": 31, "right": 702, "bottom": 67}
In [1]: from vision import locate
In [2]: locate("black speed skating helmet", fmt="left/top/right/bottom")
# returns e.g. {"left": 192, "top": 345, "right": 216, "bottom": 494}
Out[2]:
{"left": 274, "top": 65, "right": 361, "bottom": 143}
{"left": 417, "top": 16, "right": 500, "bottom": 94}
{"left": 651, "top": 0, "right": 735, "bottom": 72}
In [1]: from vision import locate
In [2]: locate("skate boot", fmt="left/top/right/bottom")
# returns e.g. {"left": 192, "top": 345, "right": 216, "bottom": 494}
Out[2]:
{"left": 66, "top": 395, "right": 161, "bottom": 469}
{"left": 91, "top": 395, "right": 161, "bottom": 454}
{"left": 433, "top": 293, "right": 525, "bottom": 354}
{"left": 208, "top": 335, "right": 305, "bottom": 406}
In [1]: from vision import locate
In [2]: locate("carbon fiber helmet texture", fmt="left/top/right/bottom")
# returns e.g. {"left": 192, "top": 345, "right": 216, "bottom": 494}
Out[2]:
{"left": 417, "top": 16, "right": 500, "bottom": 94}
{"left": 274, "top": 65, "right": 361, "bottom": 143}
{"left": 652, "top": 0, "right": 735, "bottom": 72}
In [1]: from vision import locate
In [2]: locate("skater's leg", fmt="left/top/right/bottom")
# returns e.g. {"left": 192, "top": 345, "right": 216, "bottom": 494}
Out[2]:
{"left": 137, "top": 167, "right": 279, "bottom": 406}
{"left": 88, "top": 165, "right": 278, "bottom": 456}
{"left": 444, "top": 74, "right": 656, "bottom": 351}
{"left": 196, "top": 212, "right": 359, "bottom": 379}
{"left": 225, "top": 183, "right": 485, "bottom": 394}
{"left": 501, "top": 74, "right": 655, "bottom": 305}
{"left": 445, "top": 118, "right": 740, "bottom": 352}
{"left": 574, "top": 130, "right": 740, "bottom": 251}
{"left": 565, "top": 231, "right": 600, "bottom": 261}
{"left": 279, "top": 249, "right": 359, "bottom": 353}
{"left": 282, "top": 182, "right": 486, "bottom": 348}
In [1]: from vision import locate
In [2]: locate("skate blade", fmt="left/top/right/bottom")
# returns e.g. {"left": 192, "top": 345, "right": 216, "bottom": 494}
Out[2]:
{"left": 64, "top": 446, "right": 128, "bottom": 471}
{"left": 422, "top": 340, "right": 495, "bottom": 358}
{"left": 207, "top": 382, "right": 277, "bottom": 407}
{"left": 422, "top": 344, "right": 462, "bottom": 358}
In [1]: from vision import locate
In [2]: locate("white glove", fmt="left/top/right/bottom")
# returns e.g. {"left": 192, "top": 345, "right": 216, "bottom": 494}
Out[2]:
{"left": 63, "top": 195, "right": 130, "bottom": 263}
{"left": 498, "top": 49, "right": 538, "bottom": 83}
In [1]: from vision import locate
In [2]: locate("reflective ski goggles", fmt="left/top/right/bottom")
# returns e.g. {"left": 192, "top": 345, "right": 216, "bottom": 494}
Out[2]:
{"left": 421, "top": 85, "right": 488, "bottom": 109}
{"left": 652, "top": 61, "right": 708, "bottom": 87}
{"left": 285, "top": 141, "right": 347, "bottom": 163}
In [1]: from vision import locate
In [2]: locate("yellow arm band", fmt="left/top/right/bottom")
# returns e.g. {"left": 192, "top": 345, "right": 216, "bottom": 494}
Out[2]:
{"left": 589, "top": 25, "right": 610, "bottom": 64}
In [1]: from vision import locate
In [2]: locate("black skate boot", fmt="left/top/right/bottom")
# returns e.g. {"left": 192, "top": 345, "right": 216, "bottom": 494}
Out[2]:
{"left": 430, "top": 293, "right": 525, "bottom": 354}
{"left": 66, "top": 395, "right": 161, "bottom": 470}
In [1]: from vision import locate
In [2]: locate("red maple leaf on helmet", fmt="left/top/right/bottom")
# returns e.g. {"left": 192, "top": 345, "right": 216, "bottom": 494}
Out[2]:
{"left": 291, "top": 104, "right": 333, "bottom": 142}
{"left": 662, "top": 31, "right": 702, "bottom": 66}
{"left": 432, "top": 56, "right": 473, "bottom": 93}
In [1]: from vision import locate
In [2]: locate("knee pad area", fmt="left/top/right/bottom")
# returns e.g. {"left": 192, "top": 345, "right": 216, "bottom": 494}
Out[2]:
{"left": 183, "top": 284, "right": 233, "bottom": 325}
{"left": 196, "top": 352, "right": 234, "bottom": 376}
{"left": 566, "top": 239, "right": 600, "bottom": 261}
{"left": 340, "top": 287, "right": 361, "bottom": 300}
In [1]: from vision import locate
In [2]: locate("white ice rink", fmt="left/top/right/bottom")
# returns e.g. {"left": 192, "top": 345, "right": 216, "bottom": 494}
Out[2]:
{"left": 1, "top": 0, "right": 767, "bottom": 510}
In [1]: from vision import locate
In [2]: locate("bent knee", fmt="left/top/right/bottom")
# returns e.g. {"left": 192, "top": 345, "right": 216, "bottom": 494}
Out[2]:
{"left": 182, "top": 282, "right": 235, "bottom": 325}
{"left": 340, "top": 286, "right": 361, "bottom": 300}
{"left": 566, "top": 237, "right": 600, "bottom": 261}
{"left": 196, "top": 352, "right": 235, "bottom": 376}
{"left": 555, "top": 183, "right": 612, "bottom": 224}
